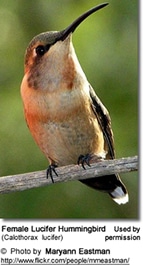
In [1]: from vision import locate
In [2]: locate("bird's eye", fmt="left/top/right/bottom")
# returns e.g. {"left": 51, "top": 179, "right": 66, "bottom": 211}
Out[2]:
{"left": 35, "top": 45, "right": 46, "bottom": 56}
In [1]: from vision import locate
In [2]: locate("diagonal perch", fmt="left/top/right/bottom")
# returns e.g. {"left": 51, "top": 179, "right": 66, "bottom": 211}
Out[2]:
{"left": 0, "top": 156, "right": 138, "bottom": 194}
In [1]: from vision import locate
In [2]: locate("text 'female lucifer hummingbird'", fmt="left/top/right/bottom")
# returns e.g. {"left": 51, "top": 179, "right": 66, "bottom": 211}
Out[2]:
{"left": 21, "top": 3, "right": 129, "bottom": 204}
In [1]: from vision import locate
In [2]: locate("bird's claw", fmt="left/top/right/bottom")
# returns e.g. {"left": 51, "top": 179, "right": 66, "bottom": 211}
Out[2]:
{"left": 77, "top": 154, "right": 92, "bottom": 169}
{"left": 46, "top": 164, "right": 58, "bottom": 183}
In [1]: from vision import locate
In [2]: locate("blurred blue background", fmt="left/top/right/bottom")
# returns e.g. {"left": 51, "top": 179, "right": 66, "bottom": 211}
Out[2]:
{"left": 0, "top": 0, "right": 138, "bottom": 218}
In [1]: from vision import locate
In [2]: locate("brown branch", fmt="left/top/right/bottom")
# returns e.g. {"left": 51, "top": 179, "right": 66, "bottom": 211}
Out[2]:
{"left": 0, "top": 156, "right": 138, "bottom": 194}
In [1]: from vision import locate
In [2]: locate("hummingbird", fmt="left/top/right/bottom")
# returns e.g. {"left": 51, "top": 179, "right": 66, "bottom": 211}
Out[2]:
{"left": 21, "top": 3, "right": 129, "bottom": 204}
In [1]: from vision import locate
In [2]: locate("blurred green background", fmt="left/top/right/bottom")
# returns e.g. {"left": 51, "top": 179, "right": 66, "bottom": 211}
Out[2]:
{"left": 0, "top": 0, "right": 138, "bottom": 218}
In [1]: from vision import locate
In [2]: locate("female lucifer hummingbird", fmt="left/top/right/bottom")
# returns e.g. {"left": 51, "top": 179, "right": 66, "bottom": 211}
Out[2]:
{"left": 21, "top": 3, "right": 129, "bottom": 204}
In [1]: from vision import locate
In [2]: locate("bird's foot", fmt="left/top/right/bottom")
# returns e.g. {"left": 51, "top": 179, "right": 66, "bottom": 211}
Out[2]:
{"left": 46, "top": 164, "right": 58, "bottom": 183}
{"left": 77, "top": 154, "right": 92, "bottom": 169}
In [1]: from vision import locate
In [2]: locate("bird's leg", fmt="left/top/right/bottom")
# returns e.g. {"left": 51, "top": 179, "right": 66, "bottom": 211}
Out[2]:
{"left": 46, "top": 164, "right": 58, "bottom": 183}
{"left": 78, "top": 153, "right": 103, "bottom": 169}
{"left": 77, "top": 154, "right": 92, "bottom": 169}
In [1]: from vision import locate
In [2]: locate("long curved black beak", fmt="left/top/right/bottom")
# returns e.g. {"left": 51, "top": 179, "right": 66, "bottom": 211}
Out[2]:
{"left": 56, "top": 3, "right": 109, "bottom": 42}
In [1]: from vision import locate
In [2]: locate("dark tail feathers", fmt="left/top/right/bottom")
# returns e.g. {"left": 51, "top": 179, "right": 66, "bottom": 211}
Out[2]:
{"left": 80, "top": 174, "right": 129, "bottom": 204}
